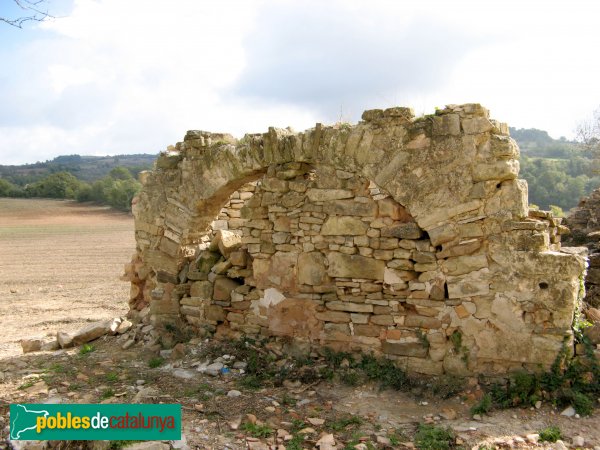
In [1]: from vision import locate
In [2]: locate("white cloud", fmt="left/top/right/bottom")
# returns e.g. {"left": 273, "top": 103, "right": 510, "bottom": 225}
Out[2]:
{"left": 2, "top": 0, "right": 600, "bottom": 164}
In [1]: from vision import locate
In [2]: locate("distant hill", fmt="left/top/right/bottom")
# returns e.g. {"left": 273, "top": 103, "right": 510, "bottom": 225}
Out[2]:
{"left": 0, "top": 153, "right": 157, "bottom": 185}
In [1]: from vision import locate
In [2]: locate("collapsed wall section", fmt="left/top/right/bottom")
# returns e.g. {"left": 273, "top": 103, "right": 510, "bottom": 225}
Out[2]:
{"left": 124, "top": 104, "right": 586, "bottom": 376}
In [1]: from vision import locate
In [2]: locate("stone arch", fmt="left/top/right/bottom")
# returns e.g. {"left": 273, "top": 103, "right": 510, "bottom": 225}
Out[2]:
{"left": 127, "top": 104, "right": 586, "bottom": 376}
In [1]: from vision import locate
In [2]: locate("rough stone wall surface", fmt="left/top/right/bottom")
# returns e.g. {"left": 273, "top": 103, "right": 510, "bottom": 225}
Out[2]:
{"left": 564, "top": 189, "right": 600, "bottom": 313}
{"left": 124, "top": 104, "right": 587, "bottom": 376}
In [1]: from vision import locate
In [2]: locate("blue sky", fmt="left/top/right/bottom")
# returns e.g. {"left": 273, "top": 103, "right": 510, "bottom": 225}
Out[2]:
{"left": 1, "top": 0, "right": 600, "bottom": 164}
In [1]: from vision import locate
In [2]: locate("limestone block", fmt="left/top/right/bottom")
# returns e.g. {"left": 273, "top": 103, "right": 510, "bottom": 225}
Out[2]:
{"left": 327, "top": 252, "right": 385, "bottom": 280}
{"left": 472, "top": 160, "right": 519, "bottom": 182}
{"left": 272, "top": 231, "right": 290, "bottom": 244}
{"left": 206, "top": 305, "right": 226, "bottom": 322}
{"left": 407, "top": 357, "right": 444, "bottom": 375}
{"left": 229, "top": 250, "right": 248, "bottom": 267}
{"left": 316, "top": 311, "right": 351, "bottom": 323}
{"left": 446, "top": 268, "right": 490, "bottom": 299}
{"left": 298, "top": 252, "right": 328, "bottom": 285}
{"left": 267, "top": 298, "right": 321, "bottom": 339}
{"left": 432, "top": 114, "right": 460, "bottom": 136}
{"left": 57, "top": 331, "right": 74, "bottom": 349}
{"left": 461, "top": 117, "right": 493, "bottom": 135}
{"left": 72, "top": 320, "right": 113, "bottom": 345}
{"left": 261, "top": 178, "right": 288, "bottom": 193}
{"left": 324, "top": 199, "right": 377, "bottom": 217}
{"left": 454, "top": 304, "right": 471, "bottom": 319}
{"left": 370, "top": 315, "right": 395, "bottom": 326}
{"left": 159, "top": 237, "right": 179, "bottom": 257}
{"left": 414, "top": 262, "right": 438, "bottom": 272}
{"left": 388, "top": 259, "right": 414, "bottom": 270}
{"left": 490, "top": 135, "right": 519, "bottom": 159}
{"left": 412, "top": 251, "right": 436, "bottom": 263}
{"left": 21, "top": 338, "right": 43, "bottom": 353}
{"left": 458, "top": 222, "right": 484, "bottom": 238}
{"left": 437, "top": 240, "right": 481, "bottom": 259}
{"left": 213, "top": 277, "right": 241, "bottom": 301}
{"left": 190, "top": 281, "right": 213, "bottom": 299}
{"left": 281, "top": 191, "right": 305, "bottom": 208}
{"left": 381, "top": 223, "right": 422, "bottom": 239}
{"left": 428, "top": 224, "right": 458, "bottom": 247}
{"left": 180, "top": 305, "right": 202, "bottom": 317}
{"left": 180, "top": 297, "right": 206, "bottom": 307}
{"left": 144, "top": 249, "right": 180, "bottom": 277}
{"left": 273, "top": 216, "right": 291, "bottom": 232}
{"left": 382, "top": 340, "right": 428, "bottom": 357}
{"left": 405, "top": 314, "right": 442, "bottom": 329}
{"left": 212, "top": 259, "right": 232, "bottom": 274}
{"left": 443, "top": 254, "right": 488, "bottom": 276}
{"left": 354, "top": 324, "right": 383, "bottom": 337}
{"left": 377, "top": 198, "right": 412, "bottom": 221}
{"left": 210, "top": 230, "right": 242, "bottom": 257}
{"left": 196, "top": 251, "right": 221, "bottom": 274}
{"left": 351, "top": 313, "right": 369, "bottom": 324}
{"left": 253, "top": 252, "right": 299, "bottom": 290}
{"left": 325, "top": 301, "right": 373, "bottom": 313}
{"left": 418, "top": 200, "right": 482, "bottom": 229}
{"left": 321, "top": 216, "right": 368, "bottom": 235}
{"left": 306, "top": 189, "right": 353, "bottom": 202}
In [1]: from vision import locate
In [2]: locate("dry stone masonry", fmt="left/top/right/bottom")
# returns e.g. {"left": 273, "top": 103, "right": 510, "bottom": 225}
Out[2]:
{"left": 124, "top": 104, "right": 587, "bottom": 376}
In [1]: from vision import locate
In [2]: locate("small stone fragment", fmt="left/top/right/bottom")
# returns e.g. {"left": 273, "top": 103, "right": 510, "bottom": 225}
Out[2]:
{"left": 307, "top": 417, "right": 325, "bottom": 426}
{"left": 560, "top": 406, "right": 576, "bottom": 417}
{"left": 227, "top": 389, "right": 242, "bottom": 397}
{"left": 20, "top": 338, "right": 43, "bottom": 353}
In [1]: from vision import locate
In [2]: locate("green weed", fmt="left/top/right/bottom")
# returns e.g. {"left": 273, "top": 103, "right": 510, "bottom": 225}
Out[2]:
{"left": 101, "top": 388, "right": 114, "bottom": 399}
{"left": 79, "top": 344, "right": 95, "bottom": 355}
{"left": 328, "top": 415, "right": 362, "bottom": 432}
{"left": 414, "top": 424, "right": 455, "bottom": 450}
{"left": 241, "top": 422, "right": 273, "bottom": 438}
{"left": 105, "top": 372, "right": 119, "bottom": 382}
{"left": 538, "top": 425, "right": 562, "bottom": 443}
{"left": 470, "top": 393, "right": 492, "bottom": 415}
{"left": 148, "top": 357, "right": 164, "bottom": 368}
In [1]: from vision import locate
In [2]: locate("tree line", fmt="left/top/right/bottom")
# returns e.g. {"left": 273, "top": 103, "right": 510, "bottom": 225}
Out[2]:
{"left": 0, "top": 167, "right": 142, "bottom": 212}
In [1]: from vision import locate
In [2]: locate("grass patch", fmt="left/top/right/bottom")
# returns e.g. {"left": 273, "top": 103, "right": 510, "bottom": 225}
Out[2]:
{"left": 285, "top": 434, "right": 305, "bottom": 450}
{"left": 470, "top": 393, "right": 492, "bottom": 416}
{"left": 328, "top": 415, "right": 362, "bottom": 432}
{"left": 414, "top": 424, "right": 455, "bottom": 450}
{"left": 105, "top": 372, "right": 119, "bottom": 382}
{"left": 388, "top": 428, "right": 408, "bottom": 446}
{"left": 101, "top": 388, "right": 115, "bottom": 399}
{"left": 241, "top": 422, "right": 273, "bottom": 438}
{"left": 18, "top": 378, "right": 38, "bottom": 390}
{"left": 148, "top": 357, "right": 164, "bottom": 368}
{"left": 79, "top": 344, "right": 95, "bottom": 355}
{"left": 538, "top": 425, "right": 562, "bottom": 443}
{"left": 281, "top": 392, "right": 297, "bottom": 406}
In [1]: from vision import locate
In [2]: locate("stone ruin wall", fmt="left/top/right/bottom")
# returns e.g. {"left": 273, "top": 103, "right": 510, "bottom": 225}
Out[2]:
{"left": 123, "top": 103, "right": 587, "bottom": 377}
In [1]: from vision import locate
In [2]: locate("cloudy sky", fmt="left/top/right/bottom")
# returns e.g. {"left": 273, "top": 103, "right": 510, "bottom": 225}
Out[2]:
{"left": 1, "top": 0, "right": 600, "bottom": 164}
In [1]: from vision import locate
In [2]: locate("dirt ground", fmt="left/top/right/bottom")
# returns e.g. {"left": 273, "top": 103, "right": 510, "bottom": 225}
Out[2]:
{"left": 0, "top": 198, "right": 133, "bottom": 359}
{"left": 0, "top": 199, "right": 598, "bottom": 449}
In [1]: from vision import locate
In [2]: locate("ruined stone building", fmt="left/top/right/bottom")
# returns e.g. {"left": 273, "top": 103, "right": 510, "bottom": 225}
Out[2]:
{"left": 123, "top": 104, "right": 586, "bottom": 376}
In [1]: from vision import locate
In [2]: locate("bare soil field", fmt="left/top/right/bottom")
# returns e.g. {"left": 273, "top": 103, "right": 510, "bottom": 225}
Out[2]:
{"left": 0, "top": 198, "right": 134, "bottom": 358}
